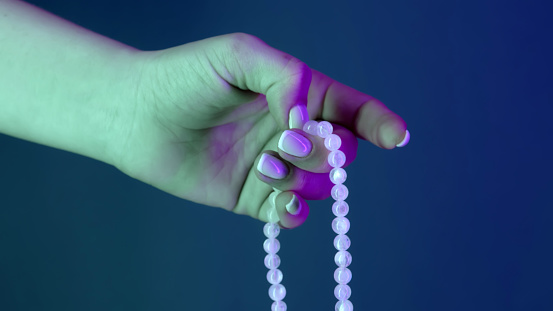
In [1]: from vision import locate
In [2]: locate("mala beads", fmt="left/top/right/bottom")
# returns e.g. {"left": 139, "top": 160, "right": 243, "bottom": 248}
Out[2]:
{"left": 263, "top": 120, "right": 353, "bottom": 311}
{"left": 263, "top": 190, "right": 286, "bottom": 311}
{"left": 306, "top": 120, "right": 353, "bottom": 311}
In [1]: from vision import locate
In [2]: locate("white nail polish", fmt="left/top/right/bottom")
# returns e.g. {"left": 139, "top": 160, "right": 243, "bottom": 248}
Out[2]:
{"left": 269, "top": 191, "right": 278, "bottom": 208}
{"left": 278, "top": 130, "right": 312, "bottom": 157}
{"left": 289, "top": 104, "right": 309, "bottom": 129}
{"left": 257, "top": 154, "right": 288, "bottom": 179}
{"left": 396, "top": 129, "right": 410, "bottom": 147}
{"left": 285, "top": 194, "right": 301, "bottom": 215}
{"left": 267, "top": 204, "right": 280, "bottom": 223}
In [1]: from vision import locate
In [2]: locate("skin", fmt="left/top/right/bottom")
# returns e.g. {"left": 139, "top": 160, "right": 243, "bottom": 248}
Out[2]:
{"left": 0, "top": 0, "right": 407, "bottom": 229}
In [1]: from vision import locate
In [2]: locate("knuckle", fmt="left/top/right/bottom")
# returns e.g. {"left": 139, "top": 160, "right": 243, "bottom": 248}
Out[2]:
{"left": 221, "top": 32, "right": 263, "bottom": 75}
{"left": 282, "top": 56, "right": 311, "bottom": 85}
{"left": 225, "top": 32, "right": 262, "bottom": 51}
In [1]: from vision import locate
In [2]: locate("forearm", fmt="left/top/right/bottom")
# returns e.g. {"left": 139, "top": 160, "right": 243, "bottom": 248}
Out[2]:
{"left": 0, "top": 0, "right": 140, "bottom": 165}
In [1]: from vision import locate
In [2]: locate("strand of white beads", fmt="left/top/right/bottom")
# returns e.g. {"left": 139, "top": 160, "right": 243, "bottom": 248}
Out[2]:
{"left": 304, "top": 120, "right": 353, "bottom": 311}
{"left": 264, "top": 188, "right": 287, "bottom": 311}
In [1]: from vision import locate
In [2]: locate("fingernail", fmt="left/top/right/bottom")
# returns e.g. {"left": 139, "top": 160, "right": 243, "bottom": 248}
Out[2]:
{"left": 278, "top": 130, "right": 312, "bottom": 157}
{"left": 257, "top": 153, "right": 288, "bottom": 179}
{"left": 289, "top": 104, "right": 309, "bottom": 129}
{"left": 267, "top": 205, "right": 280, "bottom": 223}
{"left": 268, "top": 191, "right": 278, "bottom": 208}
{"left": 396, "top": 129, "right": 410, "bottom": 147}
{"left": 285, "top": 194, "right": 301, "bottom": 215}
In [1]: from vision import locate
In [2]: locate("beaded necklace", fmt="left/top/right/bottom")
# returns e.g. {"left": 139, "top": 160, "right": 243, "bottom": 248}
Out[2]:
{"left": 262, "top": 120, "right": 353, "bottom": 311}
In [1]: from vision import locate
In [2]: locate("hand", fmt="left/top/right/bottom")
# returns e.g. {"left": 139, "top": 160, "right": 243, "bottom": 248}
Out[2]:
{"left": 112, "top": 33, "right": 408, "bottom": 229}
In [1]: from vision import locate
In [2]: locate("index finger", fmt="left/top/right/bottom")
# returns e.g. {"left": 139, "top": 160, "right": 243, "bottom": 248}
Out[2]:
{"left": 307, "top": 69, "right": 408, "bottom": 149}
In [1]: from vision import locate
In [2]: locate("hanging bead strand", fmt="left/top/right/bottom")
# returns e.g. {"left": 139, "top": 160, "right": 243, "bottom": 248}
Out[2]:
{"left": 305, "top": 120, "right": 354, "bottom": 311}
{"left": 264, "top": 189, "right": 287, "bottom": 311}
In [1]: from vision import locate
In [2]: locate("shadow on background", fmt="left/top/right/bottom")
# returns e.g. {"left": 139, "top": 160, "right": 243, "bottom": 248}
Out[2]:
{"left": 1, "top": 0, "right": 551, "bottom": 310}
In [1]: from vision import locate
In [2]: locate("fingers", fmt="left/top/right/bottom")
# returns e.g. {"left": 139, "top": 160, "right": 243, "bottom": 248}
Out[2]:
{"left": 258, "top": 190, "right": 309, "bottom": 229}
{"left": 255, "top": 151, "right": 334, "bottom": 201}
{"left": 276, "top": 124, "right": 357, "bottom": 173}
{"left": 211, "top": 33, "right": 407, "bottom": 148}
{"left": 308, "top": 68, "right": 409, "bottom": 149}
{"left": 213, "top": 32, "right": 312, "bottom": 131}
{"left": 254, "top": 121, "right": 357, "bottom": 196}
{"left": 253, "top": 122, "right": 358, "bottom": 229}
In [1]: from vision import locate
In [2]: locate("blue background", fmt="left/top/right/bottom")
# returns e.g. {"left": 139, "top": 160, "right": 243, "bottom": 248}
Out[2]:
{"left": 1, "top": 0, "right": 552, "bottom": 310}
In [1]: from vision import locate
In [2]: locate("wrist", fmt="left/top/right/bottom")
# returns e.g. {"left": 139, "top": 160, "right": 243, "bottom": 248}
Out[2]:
{"left": 93, "top": 48, "right": 146, "bottom": 167}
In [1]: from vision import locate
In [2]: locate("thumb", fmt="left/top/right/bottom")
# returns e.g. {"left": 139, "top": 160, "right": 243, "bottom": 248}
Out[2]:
{"left": 212, "top": 32, "right": 311, "bottom": 130}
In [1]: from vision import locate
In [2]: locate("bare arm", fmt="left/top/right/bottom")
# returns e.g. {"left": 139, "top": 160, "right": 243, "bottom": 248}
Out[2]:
{"left": 0, "top": 0, "right": 140, "bottom": 164}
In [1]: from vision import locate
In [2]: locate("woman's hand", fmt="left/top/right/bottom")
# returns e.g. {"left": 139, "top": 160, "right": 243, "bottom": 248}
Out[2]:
{"left": 0, "top": 0, "right": 406, "bottom": 229}
{"left": 112, "top": 33, "right": 408, "bottom": 229}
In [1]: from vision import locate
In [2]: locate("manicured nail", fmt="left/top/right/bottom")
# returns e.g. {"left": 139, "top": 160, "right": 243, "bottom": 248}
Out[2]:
{"left": 268, "top": 191, "right": 278, "bottom": 208}
{"left": 396, "top": 129, "right": 410, "bottom": 147}
{"left": 270, "top": 188, "right": 282, "bottom": 208}
{"left": 289, "top": 104, "right": 309, "bottom": 129}
{"left": 267, "top": 205, "right": 280, "bottom": 223}
{"left": 285, "top": 194, "right": 301, "bottom": 215}
{"left": 278, "top": 130, "right": 312, "bottom": 157}
{"left": 257, "top": 153, "right": 288, "bottom": 179}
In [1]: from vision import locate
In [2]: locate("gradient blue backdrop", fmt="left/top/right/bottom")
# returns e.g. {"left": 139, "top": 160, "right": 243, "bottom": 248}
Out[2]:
{"left": 1, "top": 0, "right": 551, "bottom": 310}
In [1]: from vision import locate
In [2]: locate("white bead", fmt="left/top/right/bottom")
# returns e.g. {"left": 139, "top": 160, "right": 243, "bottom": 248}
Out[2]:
{"left": 334, "top": 250, "right": 352, "bottom": 267}
{"left": 332, "top": 201, "right": 349, "bottom": 217}
{"left": 267, "top": 268, "right": 283, "bottom": 284}
{"left": 317, "top": 121, "right": 333, "bottom": 138}
{"left": 302, "top": 120, "right": 319, "bottom": 135}
{"left": 264, "top": 223, "right": 280, "bottom": 239}
{"left": 264, "top": 253, "right": 281, "bottom": 269}
{"left": 328, "top": 150, "right": 346, "bottom": 168}
{"left": 334, "top": 284, "right": 352, "bottom": 300}
{"left": 332, "top": 217, "right": 350, "bottom": 234}
{"left": 271, "top": 300, "right": 287, "bottom": 311}
{"left": 268, "top": 283, "right": 286, "bottom": 301}
{"left": 263, "top": 238, "right": 280, "bottom": 254}
{"left": 334, "top": 234, "right": 351, "bottom": 251}
{"left": 331, "top": 184, "right": 349, "bottom": 201}
{"left": 334, "top": 267, "right": 352, "bottom": 284}
{"left": 335, "top": 299, "right": 353, "bottom": 311}
{"left": 330, "top": 168, "right": 347, "bottom": 184}
{"left": 324, "top": 134, "right": 342, "bottom": 150}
